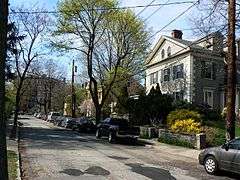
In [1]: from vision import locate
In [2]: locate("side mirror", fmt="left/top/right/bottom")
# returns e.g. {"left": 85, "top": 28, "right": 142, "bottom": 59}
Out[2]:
{"left": 222, "top": 143, "right": 229, "bottom": 151}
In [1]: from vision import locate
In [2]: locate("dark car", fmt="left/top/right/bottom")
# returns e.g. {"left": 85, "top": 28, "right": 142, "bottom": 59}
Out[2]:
{"left": 96, "top": 118, "right": 139, "bottom": 143}
{"left": 53, "top": 116, "right": 65, "bottom": 126}
{"left": 60, "top": 117, "right": 77, "bottom": 129}
{"left": 72, "top": 117, "right": 96, "bottom": 132}
{"left": 199, "top": 138, "right": 240, "bottom": 175}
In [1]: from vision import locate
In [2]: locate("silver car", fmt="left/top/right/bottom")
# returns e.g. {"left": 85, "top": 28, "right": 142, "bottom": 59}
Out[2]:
{"left": 199, "top": 138, "right": 240, "bottom": 175}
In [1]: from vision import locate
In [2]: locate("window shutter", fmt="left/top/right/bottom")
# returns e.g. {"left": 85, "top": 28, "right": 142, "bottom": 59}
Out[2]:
{"left": 161, "top": 70, "right": 164, "bottom": 82}
{"left": 212, "top": 62, "right": 216, "bottom": 80}
{"left": 201, "top": 61, "right": 205, "bottom": 78}
{"left": 173, "top": 66, "right": 176, "bottom": 80}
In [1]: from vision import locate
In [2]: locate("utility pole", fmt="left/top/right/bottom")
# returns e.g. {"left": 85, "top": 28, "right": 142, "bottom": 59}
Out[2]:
{"left": 72, "top": 59, "right": 77, "bottom": 118}
{"left": 226, "top": 0, "right": 236, "bottom": 141}
{"left": 0, "top": 0, "right": 9, "bottom": 179}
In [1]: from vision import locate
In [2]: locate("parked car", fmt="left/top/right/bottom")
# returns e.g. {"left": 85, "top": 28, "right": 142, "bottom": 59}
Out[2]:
{"left": 47, "top": 112, "right": 61, "bottom": 123}
{"left": 72, "top": 117, "right": 96, "bottom": 132}
{"left": 53, "top": 116, "right": 65, "bottom": 126}
{"left": 96, "top": 118, "right": 139, "bottom": 143}
{"left": 60, "top": 117, "right": 74, "bottom": 128}
{"left": 36, "top": 113, "right": 43, "bottom": 119}
{"left": 199, "top": 138, "right": 240, "bottom": 175}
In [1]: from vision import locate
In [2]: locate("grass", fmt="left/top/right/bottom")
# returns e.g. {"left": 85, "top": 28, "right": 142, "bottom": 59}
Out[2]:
{"left": 8, "top": 150, "right": 18, "bottom": 180}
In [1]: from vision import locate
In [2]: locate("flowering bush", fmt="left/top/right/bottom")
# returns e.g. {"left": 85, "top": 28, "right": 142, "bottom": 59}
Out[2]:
{"left": 170, "top": 118, "right": 201, "bottom": 135}
{"left": 167, "top": 109, "right": 201, "bottom": 127}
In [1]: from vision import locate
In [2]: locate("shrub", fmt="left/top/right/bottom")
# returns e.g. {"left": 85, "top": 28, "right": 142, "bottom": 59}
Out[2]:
{"left": 158, "top": 135, "right": 194, "bottom": 148}
{"left": 203, "top": 126, "right": 226, "bottom": 147}
{"left": 170, "top": 119, "right": 201, "bottom": 135}
{"left": 173, "top": 101, "right": 222, "bottom": 122}
{"left": 167, "top": 109, "right": 201, "bottom": 127}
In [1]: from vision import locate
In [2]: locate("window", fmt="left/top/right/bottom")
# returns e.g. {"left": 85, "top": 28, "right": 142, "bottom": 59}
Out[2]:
{"left": 228, "top": 139, "right": 240, "bottom": 150}
{"left": 203, "top": 90, "right": 213, "bottom": 107}
{"left": 161, "top": 49, "right": 165, "bottom": 59}
{"left": 173, "top": 64, "right": 184, "bottom": 79}
{"left": 201, "top": 61, "right": 216, "bottom": 79}
{"left": 167, "top": 46, "right": 171, "bottom": 57}
{"left": 150, "top": 72, "right": 158, "bottom": 85}
{"left": 163, "top": 68, "right": 170, "bottom": 81}
{"left": 173, "top": 91, "right": 184, "bottom": 101}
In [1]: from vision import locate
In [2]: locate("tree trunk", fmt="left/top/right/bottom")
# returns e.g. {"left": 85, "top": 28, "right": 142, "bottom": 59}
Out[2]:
{"left": 0, "top": 0, "right": 9, "bottom": 179}
{"left": 95, "top": 105, "right": 102, "bottom": 125}
{"left": 10, "top": 88, "right": 21, "bottom": 139}
{"left": 226, "top": 0, "right": 236, "bottom": 141}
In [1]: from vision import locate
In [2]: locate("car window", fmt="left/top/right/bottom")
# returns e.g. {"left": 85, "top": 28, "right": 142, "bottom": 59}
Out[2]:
{"left": 111, "top": 119, "right": 128, "bottom": 126}
{"left": 52, "top": 113, "right": 60, "bottom": 116}
{"left": 103, "top": 118, "right": 110, "bottom": 123}
{"left": 229, "top": 139, "right": 240, "bottom": 150}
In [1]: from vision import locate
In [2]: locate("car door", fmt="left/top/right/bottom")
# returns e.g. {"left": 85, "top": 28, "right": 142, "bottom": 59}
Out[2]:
{"left": 220, "top": 139, "right": 240, "bottom": 172}
{"left": 100, "top": 118, "right": 111, "bottom": 136}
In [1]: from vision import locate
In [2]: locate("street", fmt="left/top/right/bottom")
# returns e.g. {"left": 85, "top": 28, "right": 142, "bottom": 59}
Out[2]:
{"left": 19, "top": 116, "right": 238, "bottom": 180}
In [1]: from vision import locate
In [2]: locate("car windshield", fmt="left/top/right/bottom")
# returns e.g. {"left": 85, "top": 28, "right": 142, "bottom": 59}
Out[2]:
{"left": 111, "top": 119, "right": 128, "bottom": 126}
{"left": 52, "top": 113, "right": 60, "bottom": 116}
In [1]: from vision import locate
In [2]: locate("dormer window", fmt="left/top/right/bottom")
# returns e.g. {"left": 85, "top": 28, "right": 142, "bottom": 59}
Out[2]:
{"left": 167, "top": 46, "right": 171, "bottom": 57}
{"left": 161, "top": 49, "right": 165, "bottom": 59}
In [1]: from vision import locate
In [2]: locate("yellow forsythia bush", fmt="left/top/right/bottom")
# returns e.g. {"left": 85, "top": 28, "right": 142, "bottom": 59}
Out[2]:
{"left": 170, "top": 118, "right": 201, "bottom": 135}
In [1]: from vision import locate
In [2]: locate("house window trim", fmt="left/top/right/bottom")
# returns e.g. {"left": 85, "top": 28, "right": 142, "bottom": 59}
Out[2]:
{"left": 161, "top": 49, "right": 165, "bottom": 59}
{"left": 201, "top": 61, "right": 216, "bottom": 80}
{"left": 203, "top": 89, "right": 214, "bottom": 108}
{"left": 149, "top": 72, "right": 158, "bottom": 85}
{"left": 163, "top": 68, "right": 170, "bottom": 82}
{"left": 167, "top": 46, "right": 171, "bottom": 57}
{"left": 173, "top": 63, "right": 184, "bottom": 80}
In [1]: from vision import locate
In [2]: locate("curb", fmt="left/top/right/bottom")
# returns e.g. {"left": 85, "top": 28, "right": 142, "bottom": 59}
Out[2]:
{"left": 138, "top": 138, "right": 201, "bottom": 160}
{"left": 16, "top": 125, "right": 22, "bottom": 180}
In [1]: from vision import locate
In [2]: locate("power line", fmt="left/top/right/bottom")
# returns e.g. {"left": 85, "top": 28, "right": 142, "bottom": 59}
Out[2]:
{"left": 150, "top": 0, "right": 199, "bottom": 39}
{"left": 136, "top": 0, "right": 156, "bottom": 16}
{"left": 9, "top": 1, "right": 196, "bottom": 14}
{"left": 144, "top": 0, "right": 171, "bottom": 22}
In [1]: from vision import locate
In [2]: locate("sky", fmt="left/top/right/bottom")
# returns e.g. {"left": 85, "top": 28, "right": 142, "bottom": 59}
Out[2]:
{"left": 9, "top": 0, "right": 200, "bottom": 81}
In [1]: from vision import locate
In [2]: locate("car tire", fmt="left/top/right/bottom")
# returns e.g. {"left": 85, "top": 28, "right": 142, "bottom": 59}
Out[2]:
{"left": 96, "top": 129, "right": 101, "bottom": 139}
{"left": 108, "top": 132, "right": 116, "bottom": 143}
{"left": 204, "top": 156, "right": 218, "bottom": 175}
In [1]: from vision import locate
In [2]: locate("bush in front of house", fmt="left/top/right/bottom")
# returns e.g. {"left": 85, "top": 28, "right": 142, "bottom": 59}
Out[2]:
{"left": 170, "top": 118, "right": 201, "bottom": 135}
{"left": 166, "top": 109, "right": 201, "bottom": 127}
{"left": 173, "top": 100, "right": 222, "bottom": 123}
{"left": 158, "top": 134, "right": 194, "bottom": 148}
{"left": 203, "top": 126, "right": 226, "bottom": 147}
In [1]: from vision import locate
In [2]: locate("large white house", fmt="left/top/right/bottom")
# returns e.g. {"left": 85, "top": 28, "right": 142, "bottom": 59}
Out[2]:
{"left": 145, "top": 30, "right": 240, "bottom": 111}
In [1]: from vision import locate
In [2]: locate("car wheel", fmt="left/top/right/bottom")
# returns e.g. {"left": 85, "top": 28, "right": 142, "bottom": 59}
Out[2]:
{"left": 108, "top": 132, "right": 116, "bottom": 143}
{"left": 204, "top": 156, "right": 218, "bottom": 175}
{"left": 96, "top": 129, "right": 101, "bottom": 139}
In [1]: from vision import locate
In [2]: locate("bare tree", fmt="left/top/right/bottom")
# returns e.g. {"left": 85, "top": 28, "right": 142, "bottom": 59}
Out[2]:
{"left": 10, "top": 6, "right": 50, "bottom": 137}
{"left": 55, "top": 0, "right": 149, "bottom": 123}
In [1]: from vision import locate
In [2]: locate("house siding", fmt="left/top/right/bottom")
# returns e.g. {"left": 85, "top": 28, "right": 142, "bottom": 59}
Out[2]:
{"left": 192, "top": 54, "right": 225, "bottom": 109}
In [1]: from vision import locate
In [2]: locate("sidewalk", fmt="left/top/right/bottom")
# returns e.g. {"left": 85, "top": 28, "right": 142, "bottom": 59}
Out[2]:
{"left": 7, "top": 118, "right": 21, "bottom": 180}
{"left": 139, "top": 138, "right": 201, "bottom": 160}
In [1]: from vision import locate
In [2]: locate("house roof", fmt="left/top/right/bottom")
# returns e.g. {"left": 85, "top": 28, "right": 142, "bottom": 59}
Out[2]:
{"left": 146, "top": 34, "right": 221, "bottom": 66}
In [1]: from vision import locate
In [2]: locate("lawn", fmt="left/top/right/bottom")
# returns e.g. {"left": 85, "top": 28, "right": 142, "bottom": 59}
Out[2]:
{"left": 8, "top": 150, "right": 18, "bottom": 180}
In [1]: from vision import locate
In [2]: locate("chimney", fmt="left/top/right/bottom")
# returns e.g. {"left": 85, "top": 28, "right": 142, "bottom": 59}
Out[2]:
{"left": 171, "top": 29, "right": 183, "bottom": 39}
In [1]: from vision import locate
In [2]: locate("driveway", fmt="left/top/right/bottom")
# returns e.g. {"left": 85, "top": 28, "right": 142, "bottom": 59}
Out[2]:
{"left": 19, "top": 116, "right": 238, "bottom": 180}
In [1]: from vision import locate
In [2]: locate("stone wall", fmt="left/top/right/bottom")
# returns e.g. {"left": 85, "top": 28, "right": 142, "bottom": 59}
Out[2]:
{"left": 158, "top": 129, "right": 206, "bottom": 149}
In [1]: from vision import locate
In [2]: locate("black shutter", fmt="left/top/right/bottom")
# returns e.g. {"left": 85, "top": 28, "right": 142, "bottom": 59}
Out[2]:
{"left": 212, "top": 62, "right": 216, "bottom": 80}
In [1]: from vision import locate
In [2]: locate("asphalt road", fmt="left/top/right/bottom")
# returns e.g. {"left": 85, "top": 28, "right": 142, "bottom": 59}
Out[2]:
{"left": 18, "top": 116, "right": 239, "bottom": 180}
